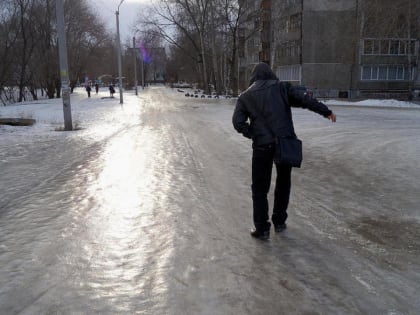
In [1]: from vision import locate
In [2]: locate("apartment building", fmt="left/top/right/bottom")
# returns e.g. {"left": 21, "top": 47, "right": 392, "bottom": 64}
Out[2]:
{"left": 239, "top": 0, "right": 420, "bottom": 99}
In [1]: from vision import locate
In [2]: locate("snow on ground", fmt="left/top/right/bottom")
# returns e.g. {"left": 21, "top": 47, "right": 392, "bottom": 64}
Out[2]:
{"left": 1, "top": 86, "right": 419, "bottom": 135}
{"left": 0, "top": 87, "right": 144, "bottom": 144}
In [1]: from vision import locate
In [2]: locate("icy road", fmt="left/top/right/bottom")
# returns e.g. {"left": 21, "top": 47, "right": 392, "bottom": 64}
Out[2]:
{"left": 0, "top": 87, "right": 419, "bottom": 314}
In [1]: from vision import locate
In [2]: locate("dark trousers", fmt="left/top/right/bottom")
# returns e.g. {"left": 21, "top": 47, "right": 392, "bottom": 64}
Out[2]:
{"left": 252, "top": 144, "right": 292, "bottom": 232}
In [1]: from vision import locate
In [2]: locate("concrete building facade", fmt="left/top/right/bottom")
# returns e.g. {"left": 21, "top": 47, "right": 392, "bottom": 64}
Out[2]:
{"left": 239, "top": 0, "right": 420, "bottom": 99}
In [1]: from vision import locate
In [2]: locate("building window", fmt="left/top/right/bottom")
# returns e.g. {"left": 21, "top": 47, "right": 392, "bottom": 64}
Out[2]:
{"left": 278, "top": 41, "right": 301, "bottom": 58}
{"left": 285, "top": 0, "right": 299, "bottom": 7}
{"left": 400, "top": 41, "right": 407, "bottom": 55}
{"left": 388, "top": 66, "right": 397, "bottom": 79}
{"left": 364, "top": 40, "right": 373, "bottom": 54}
{"left": 285, "top": 13, "right": 301, "bottom": 33}
{"left": 408, "top": 41, "right": 416, "bottom": 55}
{"left": 277, "top": 64, "right": 301, "bottom": 82}
{"left": 361, "top": 65, "right": 413, "bottom": 81}
{"left": 247, "top": 39, "right": 254, "bottom": 50}
{"left": 378, "top": 67, "right": 387, "bottom": 80}
{"left": 363, "top": 39, "right": 418, "bottom": 56}
{"left": 390, "top": 40, "right": 399, "bottom": 55}
{"left": 380, "top": 40, "right": 390, "bottom": 54}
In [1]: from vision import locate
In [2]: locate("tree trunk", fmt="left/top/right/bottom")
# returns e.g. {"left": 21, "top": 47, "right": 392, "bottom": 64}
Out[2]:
{"left": 18, "top": 0, "right": 28, "bottom": 103}
{"left": 46, "top": 80, "right": 55, "bottom": 98}
{"left": 228, "top": 35, "right": 238, "bottom": 97}
{"left": 199, "top": 32, "right": 210, "bottom": 94}
{"left": 55, "top": 79, "right": 61, "bottom": 98}
{"left": 209, "top": 1, "right": 221, "bottom": 95}
{"left": 29, "top": 86, "right": 38, "bottom": 100}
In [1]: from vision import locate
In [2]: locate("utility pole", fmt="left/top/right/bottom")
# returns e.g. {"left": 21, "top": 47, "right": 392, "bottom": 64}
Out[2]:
{"left": 141, "top": 53, "right": 144, "bottom": 89}
{"left": 116, "top": 0, "right": 124, "bottom": 104}
{"left": 134, "top": 30, "right": 145, "bottom": 89}
{"left": 56, "top": 0, "right": 72, "bottom": 130}
{"left": 133, "top": 37, "right": 138, "bottom": 95}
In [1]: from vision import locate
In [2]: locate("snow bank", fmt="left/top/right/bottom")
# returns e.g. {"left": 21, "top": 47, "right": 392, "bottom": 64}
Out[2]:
{"left": 325, "top": 99, "right": 420, "bottom": 108}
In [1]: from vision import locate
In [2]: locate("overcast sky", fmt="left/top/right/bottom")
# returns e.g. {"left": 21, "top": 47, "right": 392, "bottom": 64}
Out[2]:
{"left": 88, "top": 0, "right": 151, "bottom": 43}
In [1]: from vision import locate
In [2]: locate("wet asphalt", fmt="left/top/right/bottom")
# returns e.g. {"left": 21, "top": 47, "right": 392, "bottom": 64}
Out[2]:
{"left": 0, "top": 87, "right": 419, "bottom": 314}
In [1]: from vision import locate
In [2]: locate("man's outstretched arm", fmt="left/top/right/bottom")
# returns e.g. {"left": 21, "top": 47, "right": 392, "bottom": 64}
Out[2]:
{"left": 286, "top": 83, "right": 337, "bottom": 121}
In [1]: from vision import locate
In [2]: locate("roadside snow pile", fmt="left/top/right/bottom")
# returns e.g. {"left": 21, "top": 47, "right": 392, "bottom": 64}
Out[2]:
{"left": 325, "top": 99, "right": 420, "bottom": 108}
{"left": 0, "top": 87, "right": 142, "bottom": 137}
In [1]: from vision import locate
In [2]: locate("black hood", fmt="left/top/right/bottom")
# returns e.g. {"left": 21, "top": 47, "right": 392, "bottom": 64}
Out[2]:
{"left": 249, "top": 62, "right": 278, "bottom": 85}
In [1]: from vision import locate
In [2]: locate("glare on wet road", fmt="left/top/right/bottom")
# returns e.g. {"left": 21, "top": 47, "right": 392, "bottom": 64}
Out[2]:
{"left": 0, "top": 92, "right": 178, "bottom": 313}
{"left": 74, "top": 125, "right": 173, "bottom": 313}
{"left": 1, "top": 87, "right": 420, "bottom": 314}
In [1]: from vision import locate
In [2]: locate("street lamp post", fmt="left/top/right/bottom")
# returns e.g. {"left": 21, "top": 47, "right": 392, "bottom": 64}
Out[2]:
{"left": 56, "top": 0, "right": 72, "bottom": 130}
{"left": 133, "top": 37, "right": 138, "bottom": 95}
{"left": 133, "top": 30, "right": 145, "bottom": 90}
{"left": 116, "top": 0, "right": 124, "bottom": 104}
{"left": 141, "top": 51, "right": 144, "bottom": 89}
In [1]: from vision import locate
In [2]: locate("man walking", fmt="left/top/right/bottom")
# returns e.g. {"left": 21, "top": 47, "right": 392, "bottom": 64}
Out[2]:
{"left": 86, "top": 85, "right": 91, "bottom": 98}
{"left": 232, "top": 62, "right": 336, "bottom": 240}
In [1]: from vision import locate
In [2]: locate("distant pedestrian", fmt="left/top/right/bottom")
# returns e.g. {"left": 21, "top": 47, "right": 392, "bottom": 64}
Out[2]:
{"left": 86, "top": 85, "right": 91, "bottom": 98}
{"left": 232, "top": 62, "right": 336, "bottom": 240}
{"left": 95, "top": 83, "right": 99, "bottom": 94}
{"left": 109, "top": 84, "right": 115, "bottom": 97}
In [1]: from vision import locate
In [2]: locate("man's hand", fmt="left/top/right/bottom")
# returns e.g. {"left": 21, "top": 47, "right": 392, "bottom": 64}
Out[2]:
{"left": 327, "top": 113, "right": 337, "bottom": 123}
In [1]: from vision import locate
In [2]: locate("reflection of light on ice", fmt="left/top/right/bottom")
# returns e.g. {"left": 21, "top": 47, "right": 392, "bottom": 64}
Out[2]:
{"left": 97, "top": 131, "right": 149, "bottom": 221}
{"left": 82, "top": 125, "right": 174, "bottom": 306}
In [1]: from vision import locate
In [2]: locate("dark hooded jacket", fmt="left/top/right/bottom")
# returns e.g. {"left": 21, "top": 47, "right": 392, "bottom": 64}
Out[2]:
{"left": 232, "top": 63, "right": 332, "bottom": 146}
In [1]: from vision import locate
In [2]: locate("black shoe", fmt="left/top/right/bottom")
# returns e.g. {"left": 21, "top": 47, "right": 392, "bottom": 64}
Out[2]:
{"left": 274, "top": 223, "right": 287, "bottom": 233}
{"left": 250, "top": 229, "right": 270, "bottom": 240}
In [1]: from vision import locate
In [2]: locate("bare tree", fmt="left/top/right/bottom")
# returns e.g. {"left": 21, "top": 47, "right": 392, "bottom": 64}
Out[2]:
{"left": 1, "top": 0, "right": 112, "bottom": 103}
{"left": 166, "top": 34, "right": 202, "bottom": 84}
{"left": 0, "top": 1, "right": 20, "bottom": 103}
{"left": 220, "top": 0, "right": 249, "bottom": 96}
{"left": 361, "top": 0, "right": 416, "bottom": 37}
{"left": 28, "top": 0, "right": 58, "bottom": 98}
{"left": 14, "top": 0, "right": 40, "bottom": 102}
{"left": 65, "top": 0, "right": 111, "bottom": 91}
{"left": 136, "top": 0, "right": 255, "bottom": 96}
{"left": 137, "top": 0, "right": 212, "bottom": 92}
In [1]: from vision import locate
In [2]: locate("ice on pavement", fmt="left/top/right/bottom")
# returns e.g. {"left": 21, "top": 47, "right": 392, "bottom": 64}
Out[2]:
{"left": 1, "top": 86, "right": 420, "bottom": 314}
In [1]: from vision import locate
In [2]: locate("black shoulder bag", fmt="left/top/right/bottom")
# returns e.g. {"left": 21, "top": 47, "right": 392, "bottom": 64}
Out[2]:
{"left": 274, "top": 135, "right": 302, "bottom": 168}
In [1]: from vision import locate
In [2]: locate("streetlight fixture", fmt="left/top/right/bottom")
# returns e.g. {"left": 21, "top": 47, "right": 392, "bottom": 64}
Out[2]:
{"left": 116, "top": 0, "right": 124, "bottom": 104}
